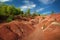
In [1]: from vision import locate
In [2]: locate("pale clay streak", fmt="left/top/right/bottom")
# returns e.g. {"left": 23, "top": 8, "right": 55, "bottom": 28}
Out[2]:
{"left": 51, "top": 22, "right": 60, "bottom": 25}
{"left": 43, "top": 22, "right": 60, "bottom": 31}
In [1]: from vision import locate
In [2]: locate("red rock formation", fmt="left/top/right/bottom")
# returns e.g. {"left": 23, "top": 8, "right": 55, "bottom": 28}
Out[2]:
{"left": 0, "top": 14, "right": 60, "bottom": 40}
{"left": 44, "top": 24, "right": 60, "bottom": 40}
{"left": 0, "top": 24, "right": 18, "bottom": 40}
{"left": 43, "top": 14, "right": 60, "bottom": 40}
{"left": 0, "top": 20, "right": 43, "bottom": 40}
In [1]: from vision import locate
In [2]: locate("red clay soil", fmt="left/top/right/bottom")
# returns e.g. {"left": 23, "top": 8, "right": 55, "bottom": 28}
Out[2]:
{"left": 0, "top": 20, "right": 43, "bottom": 40}
{"left": 0, "top": 21, "right": 31, "bottom": 40}
{"left": 43, "top": 14, "right": 60, "bottom": 40}
{"left": 0, "top": 14, "right": 60, "bottom": 40}
{"left": 44, "top": 24, "right": 60, "bottom": 40}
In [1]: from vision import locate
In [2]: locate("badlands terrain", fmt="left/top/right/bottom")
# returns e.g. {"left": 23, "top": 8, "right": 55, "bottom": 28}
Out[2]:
{"left": 0, "top": 14, "right": 60, "bottom": 40}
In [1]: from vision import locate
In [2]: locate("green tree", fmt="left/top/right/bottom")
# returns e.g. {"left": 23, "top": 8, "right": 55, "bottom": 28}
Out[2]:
{"left": 26, "top": 9, "right": 31, "bottom": 16}
{"left": 6, "top": 15, "right": 13, "bottom": 22}
{"left": 32, "top": 12, "right": 40, "bottom": 17}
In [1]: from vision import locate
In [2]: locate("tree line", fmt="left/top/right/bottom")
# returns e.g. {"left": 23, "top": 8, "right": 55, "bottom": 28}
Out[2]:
{"left": 0, "top": 4, "right": 40, "bottom": 22}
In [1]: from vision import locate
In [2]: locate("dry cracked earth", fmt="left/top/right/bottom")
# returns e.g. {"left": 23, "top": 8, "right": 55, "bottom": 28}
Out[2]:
{"left": 0, "top": 14, "right": 60, "bottom": 40}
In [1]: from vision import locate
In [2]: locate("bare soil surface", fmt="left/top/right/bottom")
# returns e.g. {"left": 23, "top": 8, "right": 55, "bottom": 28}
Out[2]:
{"left": 0, "top": 14, "right": 60, "bottom": 40}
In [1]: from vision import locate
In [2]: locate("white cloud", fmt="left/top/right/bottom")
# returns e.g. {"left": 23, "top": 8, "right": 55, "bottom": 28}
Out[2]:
{"left": 21, "top": 0, "right": 36, "bottom": 11}
{"left": 36, "top": 6, "right": 50, "bottom": 12}
{"left": 0, "top": 0, "right": 12, "bottom": 2}
{"left": 29, "top": 4, "right": 36, "bottom": 9}
{"left": 21, "top": 4, "right": 36, "bottom": 11}
{"left": 39, "top": 0, "right": 55, "bottom": 4}
{"left": 36, "top": 8, "right": 45, "bottom": 12}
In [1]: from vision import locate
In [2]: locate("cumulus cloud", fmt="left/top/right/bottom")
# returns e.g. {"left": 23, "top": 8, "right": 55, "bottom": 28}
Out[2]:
{"left": 36, "top": 8, "right": 45, "bottom": 12}
{"left": 39, "top": 0, "right": 55, "bottom": 4}
{"left": 0, "top": 0, "right": 12, "bottom": 2}
{"left": 21, "top": 0, "right": 36, "bottom": 11}
{"left": 21, "top": 4, "right": 36, "bottom": 11}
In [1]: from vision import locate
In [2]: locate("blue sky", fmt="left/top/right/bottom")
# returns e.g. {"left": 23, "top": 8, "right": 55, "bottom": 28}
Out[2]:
{"left": 0, "top": 0, "right": 60, "bottom": 14}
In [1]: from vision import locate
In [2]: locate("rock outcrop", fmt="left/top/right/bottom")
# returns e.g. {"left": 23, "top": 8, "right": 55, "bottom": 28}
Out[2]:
{"left": 0, "top": 14, "right": 60, "bottom": 40}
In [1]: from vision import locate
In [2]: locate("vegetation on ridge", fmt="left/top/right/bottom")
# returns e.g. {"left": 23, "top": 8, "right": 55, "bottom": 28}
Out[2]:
{"left": 0, "top": 4, "right": 40, "bottom": 22}
{"left": 0, "top": 4, "right": 55, "bottom": 22}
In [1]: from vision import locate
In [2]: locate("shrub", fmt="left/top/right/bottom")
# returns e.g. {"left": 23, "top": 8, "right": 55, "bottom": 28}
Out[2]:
{"left": 6, "top": 15, "right": 13, "bottom": 22}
